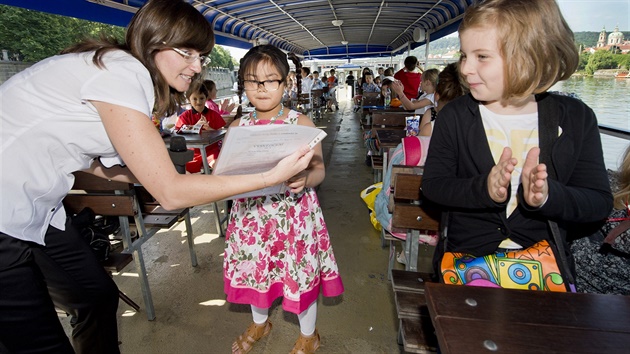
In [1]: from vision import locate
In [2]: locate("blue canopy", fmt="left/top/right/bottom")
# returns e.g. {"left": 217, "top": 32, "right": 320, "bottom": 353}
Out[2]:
{"left": 0, "top": 0, "right": 472, "bottom": 59}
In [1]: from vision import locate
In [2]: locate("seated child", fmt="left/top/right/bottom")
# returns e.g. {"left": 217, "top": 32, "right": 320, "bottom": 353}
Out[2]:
{"left": 374, "top": 63, "right": 468, "bottom": 264}
{"left": 374, "top": 136, "right": 438, "bottom": 253}
{"left": 176, "top": 82, "right": 226, "bottom": 173}
{"left": 204, "top": 79, "right": 236, "bottom": 116}
{"left": 361, "top": 72, "right": 380, "bottom": 94}
{"left": 392, "top": 68, "right": 438, "bottom": 116}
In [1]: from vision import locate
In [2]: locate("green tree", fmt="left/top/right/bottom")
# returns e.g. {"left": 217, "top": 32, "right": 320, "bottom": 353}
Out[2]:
{"left": 613, "top": 53, "right": 630, "bottom": 70}
{"left": 1, "top": 4, "right": 238, "bottom": 69}
{"left": 0, "top": 5, "right": 125, "bottom": 62}
{"left": 585, "top": 50, "right": 616, "bottom": 74}
{"left": 210, "top": 45, "right": 235, "bottom": 70}
{"left": 577, "top": 52, "right": 590, "bottom": 71}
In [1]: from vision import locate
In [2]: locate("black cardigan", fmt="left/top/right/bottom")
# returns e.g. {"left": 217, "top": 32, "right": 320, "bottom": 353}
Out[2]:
{"left": 423, "top": 93, "right": 613, "bottom": 257}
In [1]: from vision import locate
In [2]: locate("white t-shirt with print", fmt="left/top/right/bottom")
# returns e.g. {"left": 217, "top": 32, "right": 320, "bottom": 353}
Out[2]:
{"left": 480, "top": 105, "right": 538, "bottom": 217}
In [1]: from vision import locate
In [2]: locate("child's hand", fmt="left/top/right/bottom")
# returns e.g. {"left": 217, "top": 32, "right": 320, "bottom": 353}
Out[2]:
{"left": 521, "top": 147, "right": 548, "bottom": 208}
{"left": 271, "top": 146, "right": 314, "bottom": 185}
{"left": 197, "top": 116, "right": 210, "bottom": 130}
{"left": 219, "top": 99, "right": 237, "bottom": 114}
{"left": 391, "top": 81, "right": 404, "bottom": 95}
{"left": 487, "top": 147, "right": 517, "bottom": 203}
{"left": 285, "top": 171, "right": 308, "bottom": 194}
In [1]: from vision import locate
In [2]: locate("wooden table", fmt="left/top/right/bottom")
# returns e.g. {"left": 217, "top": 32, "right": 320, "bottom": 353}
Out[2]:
{"left": 364, "top": 105, "right": 413, "bottom": 113}
{"left": 363, "top": 106, "right": 413, "bottom": 126}
{"left": 424, "top": 282, "right": 630, "bottom": 353}
{"left": 163, "top": 129, "right": 226, "bottom": 175}
{"left": 163, "top": 129, "right": 227, "bottom": 236}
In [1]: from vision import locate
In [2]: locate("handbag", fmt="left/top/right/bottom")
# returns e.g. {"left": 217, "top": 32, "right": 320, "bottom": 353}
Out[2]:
{"left": 439, "top": 93, "right": 576, "bottom": 292}
{"left": 441, "top": 240, "right": 568, "bottom": 291}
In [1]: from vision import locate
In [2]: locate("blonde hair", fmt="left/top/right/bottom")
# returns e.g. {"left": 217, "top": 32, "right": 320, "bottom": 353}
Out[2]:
{"left": 422, "top": 69, "right": 439, "bottom": 88}
{"left": 615, "top": 145, "right": 630, "bottom": 210}
{"left": 459, "top": 0, "right": 578, "bottom": 103}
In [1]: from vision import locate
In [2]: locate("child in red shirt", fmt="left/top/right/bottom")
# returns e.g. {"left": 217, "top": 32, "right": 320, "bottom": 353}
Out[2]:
{"left": 176, "top": 82, "right": 226, "bottom": 173}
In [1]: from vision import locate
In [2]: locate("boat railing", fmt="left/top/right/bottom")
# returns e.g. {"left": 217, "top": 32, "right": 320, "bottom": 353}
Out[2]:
{"left": 600, "top": 124, "right": 630, "bottom": 140}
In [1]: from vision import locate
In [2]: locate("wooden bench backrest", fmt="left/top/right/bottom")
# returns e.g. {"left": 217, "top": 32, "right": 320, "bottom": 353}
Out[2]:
{"left": 392, "top": 173, "right": 440, "bottom": 231}
{"left": 63, "top": 171, "right": 136, "bottom": 217}
{"left": 372, "top": 113, "right": 407, "bottom": 128}
{"left": 362, "top": 92, "right": 382, "bottom": 106}
{"left": 311, "top": 89, "right": 324, "bottom": 99}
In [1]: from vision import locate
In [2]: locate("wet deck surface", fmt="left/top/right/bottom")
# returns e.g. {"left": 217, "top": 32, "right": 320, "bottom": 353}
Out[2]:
{"left": 61, "top": 101, "right": 413, "bottom": 353}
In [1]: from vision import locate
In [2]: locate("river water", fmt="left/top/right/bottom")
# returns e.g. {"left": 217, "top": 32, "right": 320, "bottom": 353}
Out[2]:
{"left": 551, "top": 76, "right": 630, "bottom": 170}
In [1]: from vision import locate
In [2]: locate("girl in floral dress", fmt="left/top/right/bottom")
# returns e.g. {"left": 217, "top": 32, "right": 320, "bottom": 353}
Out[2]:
{"left": 224, "top": 45, "right": 344, "bottom": 354}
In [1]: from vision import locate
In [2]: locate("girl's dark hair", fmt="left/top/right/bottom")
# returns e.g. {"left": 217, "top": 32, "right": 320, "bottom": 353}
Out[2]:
{"left": 203, "top": 79, "right": 217, "bottom": 92}
{"left": 235, "top": 45, "right": 301, "bottom": 116}
{"left": 187, "top": 81, "right": 209, "bottom": 99}
{"left": 435, "top": 62, "right": 469, "bottom": 106}
{"left": 61, "top": 0, "right": 215, "bottom": 118}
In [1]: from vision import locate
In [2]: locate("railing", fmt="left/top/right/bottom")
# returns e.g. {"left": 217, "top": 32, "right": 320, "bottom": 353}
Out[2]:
{"left": 600, "top": 124, "right": 630, "bottom": 140}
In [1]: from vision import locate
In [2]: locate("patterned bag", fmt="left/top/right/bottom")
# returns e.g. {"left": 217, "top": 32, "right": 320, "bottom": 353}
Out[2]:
{"left": 441, "top": 240, "right": 568, "bottom": 292}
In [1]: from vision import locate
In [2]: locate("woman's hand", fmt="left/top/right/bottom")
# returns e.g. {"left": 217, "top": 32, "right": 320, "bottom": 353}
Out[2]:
{"left": 521, "top": 147, "right": 549, "bottom": 208}
{"left": 487, "top": 147, "right": 517, "bottom": 203}
{"left": 268, "top": 146, "right": 315, "bottom": 186}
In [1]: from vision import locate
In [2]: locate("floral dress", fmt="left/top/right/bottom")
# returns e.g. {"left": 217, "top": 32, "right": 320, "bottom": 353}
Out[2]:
{"left": 223, "top": 109, "right": 344, "bottom": 314}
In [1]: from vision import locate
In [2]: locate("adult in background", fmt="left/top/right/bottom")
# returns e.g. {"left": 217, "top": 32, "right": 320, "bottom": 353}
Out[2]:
{"left": 0, "top": 0, "right": 314, "bottom": 353}
{"left": 345, "top": 71, "right": 355, "bottom": 97}
{"left": 394, "top": 56, "right": 422, "bottom": 100}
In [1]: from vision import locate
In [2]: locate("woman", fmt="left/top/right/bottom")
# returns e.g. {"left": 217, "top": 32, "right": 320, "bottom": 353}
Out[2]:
{"left": 0, "top": 1, "right": 313, "bottom": 353}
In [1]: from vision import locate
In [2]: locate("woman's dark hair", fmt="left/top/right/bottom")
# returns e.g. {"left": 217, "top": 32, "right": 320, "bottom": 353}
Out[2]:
{"left": 61, "top": 0, "right": 215, "bottom": 118}
{"left": 235, "top": 45, "right": 302, "bottom": 116}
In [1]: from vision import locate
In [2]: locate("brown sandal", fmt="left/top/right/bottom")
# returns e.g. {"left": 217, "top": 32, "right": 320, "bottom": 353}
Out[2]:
{"left": 290, "top": 329, "right": 320, "bottom": 354}
{"left": 232, "top": 320, "right": 272, "bottom": 354}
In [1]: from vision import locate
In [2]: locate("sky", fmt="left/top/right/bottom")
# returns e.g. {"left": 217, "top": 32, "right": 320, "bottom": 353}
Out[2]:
{"left": 557, "top": 0, "right": 628, "bottom": 31}
{"left": 221, "top": 0, "right": 630, "bottom": 60}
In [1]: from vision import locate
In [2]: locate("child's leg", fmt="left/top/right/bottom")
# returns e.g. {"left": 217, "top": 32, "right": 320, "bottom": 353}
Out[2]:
{"left": 297, "top": 301, "right": 317, "bottom": 336}
{"left": 232, "top": 305, "right": 272, "bottom": 353}
{"left": 251, "top": 305, "right": 269, "bottom": 325}
{"left": 291, "top": 301, "right": 320, "bottom": 353}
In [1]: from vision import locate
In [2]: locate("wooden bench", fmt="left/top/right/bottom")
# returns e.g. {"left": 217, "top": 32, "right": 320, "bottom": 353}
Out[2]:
{"left": 63, "top": 171, "right": 197, "bottom": 320}
{"left": 371, "top": 155, "right": 383, "bottom": 182}
{"left": 381, "top": 165, "right": 422, "bottom": 255}
{"left": 391, "top": 173, "right": 440, "bottom": 273}
{"left": 391, "top": 270, "right": 439, "bottom": 353}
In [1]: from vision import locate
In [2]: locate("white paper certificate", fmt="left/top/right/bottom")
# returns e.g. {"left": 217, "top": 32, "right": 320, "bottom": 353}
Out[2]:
{"left": 213, "top": 124, "right": 327, "bottom": 199}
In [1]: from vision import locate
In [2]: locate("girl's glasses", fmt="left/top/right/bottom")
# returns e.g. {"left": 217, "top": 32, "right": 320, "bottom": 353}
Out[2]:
{"left": 170, "top": 47, "right": 211, "bottom": 66}
{"left": 243, "top": 80, "right": 283, "bottom": 91}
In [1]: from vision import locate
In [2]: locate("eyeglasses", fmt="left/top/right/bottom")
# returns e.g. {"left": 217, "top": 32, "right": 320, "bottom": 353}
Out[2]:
{"left": 243, "top": 80, "right": 283, "bottom": 92}
{"left": 170, "top": 47, "right": 211, "bottom": 66}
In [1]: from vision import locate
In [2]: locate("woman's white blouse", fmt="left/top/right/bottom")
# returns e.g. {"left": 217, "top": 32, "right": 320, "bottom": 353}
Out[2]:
{"left": 0, "top": 50, "right": 154, "bottom": 245}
